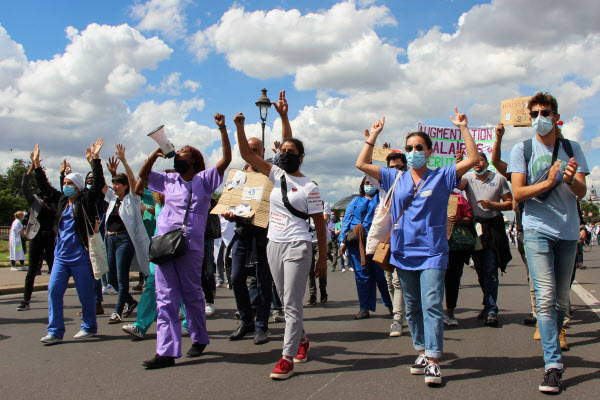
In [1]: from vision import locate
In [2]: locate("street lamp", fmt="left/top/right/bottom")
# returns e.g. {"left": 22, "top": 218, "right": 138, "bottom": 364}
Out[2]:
{"left": 255, "top": 88, "right": 271, "bottom": 145}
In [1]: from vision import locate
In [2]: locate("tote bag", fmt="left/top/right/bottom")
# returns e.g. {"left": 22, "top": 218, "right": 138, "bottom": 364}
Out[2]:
{"left": 82, "top": 207, "right": 108, "bottom": 279}
{"left": 366, "top": 170, "right": 403, "bottom": 255}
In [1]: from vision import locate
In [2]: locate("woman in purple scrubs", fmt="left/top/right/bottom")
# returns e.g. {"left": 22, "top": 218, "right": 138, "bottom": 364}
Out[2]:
{"left": 356, "top": 109, "right": 478, "bottom": 385}
{"left": 138, "top": 114, "right": 231, "bottom": 369}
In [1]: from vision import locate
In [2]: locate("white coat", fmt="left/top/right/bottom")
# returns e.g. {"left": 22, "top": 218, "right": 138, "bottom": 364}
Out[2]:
{"left": 9, "top": 219, "right": 25, "bottom": 261}
{"left": 105, "top": 189, "right": 150, "bottom": 276}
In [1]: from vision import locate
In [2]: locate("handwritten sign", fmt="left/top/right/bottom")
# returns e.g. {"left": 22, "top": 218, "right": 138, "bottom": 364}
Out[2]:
{"left": 501, "top": 97, "right": 532, "bottom": 127}
{"left": 446, "top": 195, "right": 458, "bottom": 240}
{"left": 417, "top": 123, "right": 496, "bottom": 170}
{"left": 372, "top": 146, "right": 402, "bottom": 162}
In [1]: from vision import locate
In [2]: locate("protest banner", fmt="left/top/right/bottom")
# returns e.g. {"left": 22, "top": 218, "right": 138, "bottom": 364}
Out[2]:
{"left": 501, "top": 96, "right": 532, "bottom": 127}
{"left": 417, "top": 123, "right": 496, "bottom": 170}
{"left": 372, "top": 146, "right": 402, "bottom": 162}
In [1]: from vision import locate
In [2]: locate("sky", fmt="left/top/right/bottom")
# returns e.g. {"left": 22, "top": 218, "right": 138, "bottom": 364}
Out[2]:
{"left": 1, "top": 0, "right": 600, "bottom": 207}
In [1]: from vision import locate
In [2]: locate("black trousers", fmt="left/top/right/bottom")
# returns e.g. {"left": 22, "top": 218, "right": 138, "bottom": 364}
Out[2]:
{"left": 444, "top": 250, "right": 470, "bottom": 310}
{"left": 24, "top": 231, "right": 55, "bottom": 303}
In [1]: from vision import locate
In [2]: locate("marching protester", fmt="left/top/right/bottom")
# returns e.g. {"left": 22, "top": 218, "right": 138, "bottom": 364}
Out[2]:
{"left": 234, "top": 107, "right": 327, "bottom": 380}
{"left": 138, "top": 113, "right": 231, "bottom": 369}
{"left": 102, "top": 144, "right": 150, "bottom": 324}
{"left": 455, "top": 150, "right": 513, "bottom": 327}
{"left": 17, "top": 164, "right": 56, "bottom": 310}
{"left": 327, "top": 214, "right": 339, "bottom": 271}
{"left": 33, "top": 140, "right": 106, "bottom": 344}
{"left": 338, "top": 176, "right": 393, "bottom": 320}
{"left": 508, "top": 92, "right": 588, "bottom": 393}
{"left": 224, "top": 91, "right": 289, "bottom": 345}
{"left": 356, "top": 108, "right": 479, "bottom": 385}
{"left": 9, "top": 211, "right": 26, "bottom": 270}
{"left": 306, "top": 199, "right": 330, "bottom": 305}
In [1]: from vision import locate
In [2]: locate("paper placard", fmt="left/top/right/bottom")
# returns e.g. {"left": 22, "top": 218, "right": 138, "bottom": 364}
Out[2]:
{"left": 501, "top": 96, "right": 532, "bottom": 127}
{"left": 211, "top": 168, "right": 274, "bottom": 228}
{"left": 446, "top": 195, "right": 459, "bottom": 240}
{"left": 372, "top": 146, "right": 402, "bottom": 162}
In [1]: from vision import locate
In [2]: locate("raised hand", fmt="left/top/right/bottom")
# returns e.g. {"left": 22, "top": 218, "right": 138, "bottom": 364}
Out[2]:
{"left": 563, "top": 158, "right": 579, "bottom": 184}
{"left": 370, "top": 117, "right": 385, "bottom": 136}
{"left": 91, "top": 138, "right": 104, "bottom": 158}
{"left": 455, "top": 149, "right": 464, "bottom": 163}
{"left": 496, "top": 122, "right": 505, "bottom": 141}
{"left": 363, "top": 129, "right": 370, "bottom": 140}
{"left": 115, "top": 144, "right": 126, "bottom": 162}
{"left": 106, "top": 156, "right": 120, "bottom": 176}
{"left": 59, "top": 158, "right": 71, "bottom": 175}
{"left": 85, "top": 147, "right": 93, "bottom": 165}
{"left": 272, "top": 140, "right": 281, "bottom": 154}
{"left": 450, "top": 107, "right": 468, "bottom": 128}
{"left": 382, "top": 142, "right": 391, "bottom": 149}
{"left": 214, "top": 113, "right": 226, "bottom": 128}
{"left": 233, "top": 113, "right": 245, "bottom": 127}
{"left": 33, "top": 144, "right": 41, "bottom": 163}
{"left": 271, "top": 90, "right": 288, "bottom": 117}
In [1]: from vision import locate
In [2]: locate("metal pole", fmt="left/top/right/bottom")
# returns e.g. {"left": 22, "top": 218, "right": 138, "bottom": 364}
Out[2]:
{"left": 261, "top": 121, "right": 266, "bottom": 146}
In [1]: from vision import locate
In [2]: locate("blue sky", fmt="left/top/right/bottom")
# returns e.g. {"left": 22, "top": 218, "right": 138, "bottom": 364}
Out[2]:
{"left": 1, "top": 0, "right": 599, "bottom": 205}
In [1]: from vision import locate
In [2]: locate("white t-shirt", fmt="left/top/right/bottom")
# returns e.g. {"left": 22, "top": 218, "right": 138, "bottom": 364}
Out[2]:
{"left": 310, "top": 201, "right": 332, "bottom": 243}
{"left": 268, "top": 165, "right": 323, "bottom": 243}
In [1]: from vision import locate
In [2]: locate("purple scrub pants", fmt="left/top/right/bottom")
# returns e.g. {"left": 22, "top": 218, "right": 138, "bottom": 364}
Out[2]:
{"left": 155, "top": 250, "right": 209, "bottom": 358}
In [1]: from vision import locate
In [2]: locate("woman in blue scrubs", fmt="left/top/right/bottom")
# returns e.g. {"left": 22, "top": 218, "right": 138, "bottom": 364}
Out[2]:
{"left": 339, "top": 177, "right": 393, "bottom": 319}
{"left": 356, "top": 109, "right": 478, "bottom": 385}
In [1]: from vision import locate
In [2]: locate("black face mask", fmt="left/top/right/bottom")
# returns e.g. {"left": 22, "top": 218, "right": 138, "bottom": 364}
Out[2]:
{"left": 174, "top": 158, "right": 190, "bottom": 174}
{"left": 279, "top": 152, "right": 301, "bottom": 174}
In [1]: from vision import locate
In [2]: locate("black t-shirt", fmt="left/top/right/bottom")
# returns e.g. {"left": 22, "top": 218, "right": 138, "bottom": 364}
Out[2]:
{"left": 106, "top": 199, "right": 126, "bottom": 232}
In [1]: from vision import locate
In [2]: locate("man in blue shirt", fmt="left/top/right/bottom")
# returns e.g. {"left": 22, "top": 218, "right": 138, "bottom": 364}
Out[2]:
{"left": 508, "top": 92, "right": 588, "bottom": 394}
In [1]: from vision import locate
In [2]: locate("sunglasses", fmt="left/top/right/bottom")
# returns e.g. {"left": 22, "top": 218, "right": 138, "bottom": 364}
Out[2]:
{"left": 405, "top": 144, "right": 424, "bottom": 153}
{"left": 529, "top": 109, "right": 553, "bottom": 118}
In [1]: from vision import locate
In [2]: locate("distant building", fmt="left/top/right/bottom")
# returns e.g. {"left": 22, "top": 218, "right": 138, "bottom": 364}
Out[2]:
{"left": 586, "top": 185, "right": 600, "bottom": 207}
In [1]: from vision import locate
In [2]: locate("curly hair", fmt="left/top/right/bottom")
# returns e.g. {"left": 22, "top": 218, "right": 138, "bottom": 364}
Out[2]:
{"left": 185, "top": 146, "right": 205, "bottom": 173}
{"left": 527, "top": 92, "right": 558, "bottom": 114}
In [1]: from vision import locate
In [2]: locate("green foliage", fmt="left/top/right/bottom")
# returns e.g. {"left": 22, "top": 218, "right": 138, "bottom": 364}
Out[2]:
{"left": 212, "top": 191, "right": 222, "bottom": 201}
{"left": 0, "top": 158, "right": 38, "bottom": 225}
{"left": 581, "top": 200, "right": 599, "bottom": 221}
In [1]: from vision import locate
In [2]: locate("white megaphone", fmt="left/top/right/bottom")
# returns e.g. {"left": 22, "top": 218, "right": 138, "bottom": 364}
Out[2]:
{"left": 148, "top": 125, "right": 176, "bottom": 158}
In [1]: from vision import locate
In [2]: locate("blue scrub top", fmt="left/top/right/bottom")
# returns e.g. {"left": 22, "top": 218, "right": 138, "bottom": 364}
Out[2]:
{"left": 338, "top": 192, "right": 380, "bottom": 245}
{"left": 54, "top": 204, "right": 89, "bottom": 264}
{"left": 380, "top": 166, "right": 457, "bottom": 271}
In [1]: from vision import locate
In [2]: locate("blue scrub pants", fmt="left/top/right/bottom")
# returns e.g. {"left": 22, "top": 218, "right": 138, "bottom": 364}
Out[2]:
{"left": 347, "top": 243, "right": 392, "bottom": 311}
{"left": 47, "top": 259, "right": 98, "bottom": 338}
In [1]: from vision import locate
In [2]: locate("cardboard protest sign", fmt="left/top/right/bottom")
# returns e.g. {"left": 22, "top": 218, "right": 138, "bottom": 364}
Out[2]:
{"left": 446, "top": 195, "right": 458, "bottom": 240}
{"left": 372, "top": 146, "right": 402, "bottom": 162}
{"left": 501, "top": 97, "right": 532, "bottom": 127}
{"left": 417, "top": 123, "right": 496, "bottom": 170}
{"left": 211, "top": 168, "right": 274, "bottom": 228}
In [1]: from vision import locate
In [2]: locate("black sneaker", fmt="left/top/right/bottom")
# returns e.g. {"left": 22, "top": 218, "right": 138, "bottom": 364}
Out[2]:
{"left": 354, "top": 309, "right": 370, "bottom": 320}
{"left": 424, "top": 362, "right": 442, "bottom": 385}
{"left": 306, "top": 295, "right": 317, "bottom": 306}
{"left": 486, "top": 312, "right": 498, "bottom": 327}
{"left": 122, "top": 299, "right": 138, "bottom": 318}
{"left": 539, "top": 368, "right": 563, "bottom": 393}
{"left": 320, "top": 292, "right": 328, "bottom": 304}
{"left": 410, "top": 354, "right": 429, "bottom": 375}
{"left": 186, "top": 343, "right": 207, "bottom": 358}
{"left": 142, "top": 354, "right": 175, "bottom": 369}
{"left": 17, "top": 301, "right": 30, "bottom": 311}
{"left": 523, "top": 314, "right": 537, "bottom": 325}
{"left": 254, "top": 329, "right": 269, "bottom": 345}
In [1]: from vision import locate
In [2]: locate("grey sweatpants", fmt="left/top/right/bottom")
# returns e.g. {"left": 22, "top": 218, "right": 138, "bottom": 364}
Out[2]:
{"left": 385, "top": 268, "right": 405, "bottom": 322}
{"left": 267, "top": 240, "right": 312, "bottom": 357}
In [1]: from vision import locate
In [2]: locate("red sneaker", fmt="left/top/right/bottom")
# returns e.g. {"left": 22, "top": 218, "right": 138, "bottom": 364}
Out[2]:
{"left": 270, "top": 358, "right": 294, "bottom": 380}
{"left": 294, "top": 339, "right": 310, "bottom": 363}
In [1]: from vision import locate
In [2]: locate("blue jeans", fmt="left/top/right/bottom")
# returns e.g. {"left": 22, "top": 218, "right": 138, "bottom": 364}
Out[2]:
{"left": 347, "top": 244, "right": 392, "bottom": 311}
{"left": 106, "top": 232, "right": 136, "bottom": 315}
{"left": 48, "top": 259, "right": 97, "bottom": 338}
{"left": 524, "top": 230, "right": 577, "bottom": 370}
{"left": 472, "top": 247, "right": 499, "bottom": 316}
{"left": 396, "top": 267, "right": 445, "bottom": 359}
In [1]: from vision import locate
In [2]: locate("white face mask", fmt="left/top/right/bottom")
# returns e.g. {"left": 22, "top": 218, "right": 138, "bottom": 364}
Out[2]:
{"left": 532, "top": 115, "right": 554, "bottom": 136}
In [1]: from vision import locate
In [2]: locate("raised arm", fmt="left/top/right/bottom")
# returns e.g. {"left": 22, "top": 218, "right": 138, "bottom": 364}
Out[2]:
{"left": 272, "top": 90, "right": 292, "bottom": 140}
{"left": 450, "top": 107, "right": 478, "bottom": 178}
{"left": 214, "top": 113, "right": 232, "bottom": 176}
{"left": 491, "top": 123, "right": 509, "bottom": 180}
{"left": 138, "top": 147, "right": 165, "bottom": 181}
{"left": 356, "top": 117, "right": 385, "bottom": 181}
{"left": 115, "top": 144, "right": 136, "bottom": 191}
{"left": 233, "top": 113, "right": 273, "bottom": 177}
{"left": 32, "top": 144, "right": 62, "bottom": 204}
{"left": 22, "top": 155, "right": 36, "bottom": 206}
{"left": 106, "top": 156, "right": 120, "bottom": 178}
{"left": 89, "top": 138, "right": 106, "bottom": 197}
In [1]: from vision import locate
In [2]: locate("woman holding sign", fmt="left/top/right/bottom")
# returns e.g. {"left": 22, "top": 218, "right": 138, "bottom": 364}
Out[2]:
{"left": 137, "top": 114, "right": 231, "bottom": 369}
{"left": 233, "top": 111, "right": 328, "bottom": 380}
{"left": 356, "top": 108, "right": 478, "bottom": 385}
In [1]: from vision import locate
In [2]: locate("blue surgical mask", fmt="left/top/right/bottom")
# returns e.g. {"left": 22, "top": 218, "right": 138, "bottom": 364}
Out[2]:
{"left": 532, "top": 115, "right": 554, "bottom": 136}
{"left": 63, "top": 185, "right": 77, "bottom": 198}
{"left": 86, "top": 184, "right": 92, "bottom": 190}
{"left": 475, "top": 169, "right": 487, "bottom": 176}
{"left": 364, "top": 185, "right": 377, "bottom": 195}
{"left": 406, "top": 151, "right": 427, "bottom": 169}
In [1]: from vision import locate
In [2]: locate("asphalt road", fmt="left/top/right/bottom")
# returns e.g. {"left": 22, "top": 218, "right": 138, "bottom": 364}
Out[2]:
{"left": 1, "top": 246, "right": 598, "bottom": 400}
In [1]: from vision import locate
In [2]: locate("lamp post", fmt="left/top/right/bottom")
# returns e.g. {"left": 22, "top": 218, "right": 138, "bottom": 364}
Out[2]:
{"left": 255, "top": 88, "right": 271, "bottom": 145}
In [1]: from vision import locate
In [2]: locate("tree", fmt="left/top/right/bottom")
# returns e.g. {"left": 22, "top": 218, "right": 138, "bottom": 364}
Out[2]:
{"left": 580, "top": 199, "right": 599, "bottom": 221}
{"left": 0, "top": 158, "right": 38, "bottom": 225}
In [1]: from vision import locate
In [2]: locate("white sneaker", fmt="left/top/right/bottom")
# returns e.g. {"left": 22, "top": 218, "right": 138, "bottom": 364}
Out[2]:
{"left": 107, "top": 285, "right": 117, "bottom": 294}
{"left": 40, "top": 334, "right": 62, "bottom": 345}
{"left": 349, "top": 267, "right": 354, "bottom": 272}
{"left": 390, "top": 320, "right": 403, "bottom": 337}
{"left": 444, "top": 313, "right": 459, "bottom": 326}
{"left": 11, "top": 267, "right": 19, "bottom": 271}
{"left": 102, "top": 286, "right": 109, "bottom": 295}
{"left": 205, "top": 303, "right": 216, "bottom": 317}
{"left": 424, "top": 362, "right": 442, "bottom": 385}
{"left": 122, "top": 324, "right": 144, "bottom": 339}
{"left": 74, "top": 330, "right": 95, "bottom": 339}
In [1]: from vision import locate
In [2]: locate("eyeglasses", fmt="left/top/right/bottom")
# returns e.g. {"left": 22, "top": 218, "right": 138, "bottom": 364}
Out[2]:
{"left": 405, "top": 144, "right": 424, "bottom": 153}
{"left": 391, "top": 164, "right": 406, "bottom": 171}
{"left": 529, "top": 109, "right": 553, "bottom": 118}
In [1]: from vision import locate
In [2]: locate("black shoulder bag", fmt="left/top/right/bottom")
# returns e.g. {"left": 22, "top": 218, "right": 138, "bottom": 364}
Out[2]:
{"left": 280, "top": 175, "right": 310, "bottom": 220}
{"left": 148, "top": 189, "right": 193, "bottom": 264}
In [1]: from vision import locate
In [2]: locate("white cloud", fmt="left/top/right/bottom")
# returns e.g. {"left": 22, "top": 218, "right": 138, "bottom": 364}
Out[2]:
{"left": 0, "top": 25, "right": 26, "bottom": 90}
{"left": 131, "top": 0, "right": 192, "bottom": 41}
{"left": 146, "top": 72, "right": 200, "bottom": 95}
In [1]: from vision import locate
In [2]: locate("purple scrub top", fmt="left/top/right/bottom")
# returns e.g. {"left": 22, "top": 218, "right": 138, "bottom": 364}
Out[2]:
{"left": 148, "top": 166, "right": 223, "bottom": 251}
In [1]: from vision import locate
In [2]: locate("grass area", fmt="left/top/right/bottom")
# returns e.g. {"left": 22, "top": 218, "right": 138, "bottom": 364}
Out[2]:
{"left": 0, "top": 239, "right": 9, "bottom": 261}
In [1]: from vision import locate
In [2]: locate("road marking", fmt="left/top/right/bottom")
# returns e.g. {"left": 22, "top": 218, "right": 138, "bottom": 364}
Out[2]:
{"left": 572, "top": 280, "right": 600, "bottom": 319}
{"left": 306, "top": 339, "right": 386, "bottom": 400}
